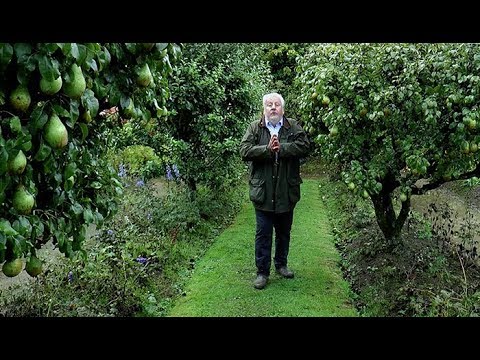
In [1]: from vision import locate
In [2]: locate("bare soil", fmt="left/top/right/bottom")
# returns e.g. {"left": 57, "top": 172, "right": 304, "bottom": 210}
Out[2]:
{"left": 411, "top": 181, "right": 480, "bottom": 263}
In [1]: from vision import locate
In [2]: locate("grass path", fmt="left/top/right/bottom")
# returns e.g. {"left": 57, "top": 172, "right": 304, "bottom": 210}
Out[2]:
{"left": 168, "top": 178, "right": 357, "bottom": 317}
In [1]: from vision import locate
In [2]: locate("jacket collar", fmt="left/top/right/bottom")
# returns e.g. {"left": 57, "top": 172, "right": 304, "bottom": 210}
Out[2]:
{"left": 259, "top": 115, "right": 291, "bottom": 129}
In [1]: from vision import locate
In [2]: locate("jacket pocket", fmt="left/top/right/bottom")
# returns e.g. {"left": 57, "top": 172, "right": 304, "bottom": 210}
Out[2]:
{"left": 288, "top": 177, "right": 302, "bottom": 204}
{"left": 249, "top": 178, "right": 265, "bottom": 204}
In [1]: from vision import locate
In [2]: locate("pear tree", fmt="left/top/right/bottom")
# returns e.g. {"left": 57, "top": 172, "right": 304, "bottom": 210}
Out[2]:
{"left": 297, "top": 43, "right": 480, "bottom": 248}
{"left": 0, "top": 43, "right": 179, "bottom": 277}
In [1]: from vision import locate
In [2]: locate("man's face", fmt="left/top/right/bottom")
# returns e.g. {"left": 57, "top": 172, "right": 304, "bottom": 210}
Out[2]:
{"left": 264, "top": 96, "right": 284, "bottom": 124}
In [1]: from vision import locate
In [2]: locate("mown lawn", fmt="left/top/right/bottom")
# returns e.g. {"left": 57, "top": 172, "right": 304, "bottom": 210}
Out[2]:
{"left": 168, "top": 178, "right": 357, "bottom": 317}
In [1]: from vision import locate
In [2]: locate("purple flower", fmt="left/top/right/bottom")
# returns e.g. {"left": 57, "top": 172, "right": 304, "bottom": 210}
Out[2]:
{"left": 68, "top": 271, "right": 74, "bottom": 283}
{"left": 166, "top": 165, "right": 173, "bottom": 180}
{"left": 136, "top": 179, "right": 145, "bottom": 187}
{"left": 136, "top": 256, "right": 148, "bottom": 264}
{"left": 118, "top": 163, "right": 127, "bottom": 178}
{"left": 107, "top": 229, "right": 114, "bottom": 236}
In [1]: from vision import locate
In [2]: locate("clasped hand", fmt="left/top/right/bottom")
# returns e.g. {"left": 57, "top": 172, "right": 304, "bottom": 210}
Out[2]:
{"left": 268, "top": 134, "right": 280, "bottom": 153}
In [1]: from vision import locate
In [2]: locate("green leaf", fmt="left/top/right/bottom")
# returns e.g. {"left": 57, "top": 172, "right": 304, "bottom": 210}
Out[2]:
{"left": 70, "top": 43, "right": 79, "bottom": 59}
{"left": 44, "top": 43, "right": 60, "bottom": 54}
{"left": 71, "top": 202, "right": 83, "bottom": 215}
{"left": 94, "top": 211, "right": 104, "bottom": 225}
{"left": 0, "top": 219, "right": 18, "bottom": 236}
{"left": 86, "top": 58, "right": 98, "bottom": 72}
{"left": 81, "top": 89, "right": 99, "bottom": 117}
{"left": 120, "top": 95, "right": 131, "bottom": 110}
{"left": 34, "top": 141, "right": 52, "bottom": 162}
{"left": 97, "top": 48, "right": 111, "bottom": 71}
{"left": 78, "top": 224, "right": 87, "bottom": 240}
{"left": 13, "top": 217, "right": 32, "bottom": 237}
{"left": 78, "top": 122, "right": 88, "bottom": 142}
{"left": 0, "top": 43, "right": 13, "bottom": 70}
{"left": 64, "top": 162, "right": 77, "bottom": 179}
{"left": 38, "top": 55, "right": 60, "bottom": 81}
{"left": 90, "top": 181, "right": 102, "bottom": 189}
{"left": 60, "top": 43, "right": 71, "bottom": 56}
{"left": 0, "top": 177, "right": 9, "bottom": 203}
{"left": 83, "top": 208, "right": 94, "bottom": 223}
{"left": 0, "top": 148, "right": 8, "bottom": 175}
{"left": 77, "top": 44, "right": 87, "bottom": 63}
{"left": 25, "top": 54, "right": 37, "bottom": 72}
{"left": 68, "top": 99, "right": 80, "bottom": 127}
{"left": 52, "top": 104, "right": 70, "bottom": 118}
{"left": 125, "top": 43, "right": 138, "bottom": 53}
{"left": 9, "top": 116, "right": 21, "bottom": 133}
{"left": 14, "top": 43, "right": 32, "bottom": 59}
{"left": 109, "top": 86, "right": 121, "bottom": 105}
{"left": 0, "top": 234, "right": 5, "bottom": 250}
{"left": 92, "top": 78, "right": 107, "bottom": 99}
{"left": 21, "top": 140, "right": 32, "bottom": 152}
{"left": 157, "top": 43, "right": 168, "bottom": 51}
{"left": 29, "top": 107, "right": 48, "bottom": 136}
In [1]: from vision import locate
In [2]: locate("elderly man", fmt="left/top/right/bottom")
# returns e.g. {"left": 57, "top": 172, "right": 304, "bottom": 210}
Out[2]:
{"left": 239, "top": 92, "right": 310, "bottom": 290}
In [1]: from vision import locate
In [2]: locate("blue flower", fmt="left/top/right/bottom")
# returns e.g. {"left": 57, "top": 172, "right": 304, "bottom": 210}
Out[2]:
{"left": 136, "top": 256, "right": 148, "bottom": 264}
{"left": 136, "top": 179, "right": 145, "bottom": 187}
{"left": 172, "top": 164, "right": 180, "bottom": 178}
{"left": 147, "top": 213, "right": 152, "bottom": 221}
{"left": 107, "top": 229, "right": 114, "bottom": 236}
{"left": 166, "top": 165, "right": 173, "bottom": 180}
{"left": 68, "top": 271, "right": 74, "bottom": 283}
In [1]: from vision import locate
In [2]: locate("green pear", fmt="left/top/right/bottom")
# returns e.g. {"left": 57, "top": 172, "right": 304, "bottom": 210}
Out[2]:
{"left": 2, "top": 258, "right": 23, "bottom": 277}
{"left": 40, "top": 75, "right": 63, "bottom": 95}
{"left": 26, "top": 255, "right": 43, "bottom": 277}
{"left": 143, "top": 43, "right": 155, "bottom": 51}
{"left": 44, "top": 114, "right": 68, "bottom": 149}
{"left": 8, "top": 150, "right": 27, "bottom": 175}
{"left": 12, "top": 185, "right": 35, "bottom": 215}
{"left": 9, "top": 85, "right": 31, "bottom": 112}
{"left": 136, "top": 63, "right": 153, "bottom": 87}
{"left": 63, "top": 64, "right": 86, "bottom": 98}
{"left": 82, "top": 110, "right": 92, "bottom": 123}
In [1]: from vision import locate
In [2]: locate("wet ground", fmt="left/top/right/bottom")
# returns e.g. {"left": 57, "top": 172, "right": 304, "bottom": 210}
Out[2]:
{"left": 411, "top": 181, "right": 480, "bottom": 262}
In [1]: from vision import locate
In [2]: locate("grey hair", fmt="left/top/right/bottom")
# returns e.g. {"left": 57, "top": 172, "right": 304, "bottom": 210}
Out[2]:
{"left": 263, "top": 92, "right": 285, "bottom": 108}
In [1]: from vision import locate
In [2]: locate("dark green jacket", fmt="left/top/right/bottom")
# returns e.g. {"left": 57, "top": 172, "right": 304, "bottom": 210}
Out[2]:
{"left": 239, "top": 116, "right": 310, "bottom": 213}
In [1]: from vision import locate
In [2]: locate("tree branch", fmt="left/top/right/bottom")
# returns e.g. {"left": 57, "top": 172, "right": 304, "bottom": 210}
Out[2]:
{"left": 411, "top": 163, "right": 480, "bottom": 195}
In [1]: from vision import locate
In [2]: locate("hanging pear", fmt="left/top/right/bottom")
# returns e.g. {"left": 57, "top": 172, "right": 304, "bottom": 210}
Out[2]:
{"left": 9, "top": 85, "right": 31, "bottom": 112}
{"left": 7, "top": 150, "right": 27, "bottom": 174}
{"left": 136, "top": 63, "right": 153, "bottom": 87}
{"left": 44, "top": 114, "right": 68, "bottom": 149}
{"left": 63, "top": 63, "right": 86, "bottom": 98}
{"left": 40, "top": 75, "right": 63, "bottom": 95}
{"left": 12, "top": 185, "right": 35, "bottom": 215}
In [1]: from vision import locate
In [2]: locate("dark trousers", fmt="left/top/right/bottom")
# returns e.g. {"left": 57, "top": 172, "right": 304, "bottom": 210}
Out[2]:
{"left": 255, "top": 209, "right": 294, "bottom": 276}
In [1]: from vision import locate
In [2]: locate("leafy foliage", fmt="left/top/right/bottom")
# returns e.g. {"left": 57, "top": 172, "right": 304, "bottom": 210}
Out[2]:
{"left": 0, "top": 178, "right": 245, "bottom": 316}
{"left": 164, "top": 43, "right": 271, "bottom": 193}
{"left": 261, "top": 43, "right": 309, "bottom": 119}
{"left": 0, "top": 43, "right": 178, "bottom": 274}
{"left": 297, "top": 43, "right": 480, "bottom": 246}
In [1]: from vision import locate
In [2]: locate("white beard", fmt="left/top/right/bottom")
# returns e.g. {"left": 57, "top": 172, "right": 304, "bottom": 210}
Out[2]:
{"left": 266, "top": 114, "right": 281, "bottom": 125}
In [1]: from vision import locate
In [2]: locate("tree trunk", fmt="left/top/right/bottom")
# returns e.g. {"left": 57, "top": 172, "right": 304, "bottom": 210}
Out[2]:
{"left": 187, "top": 177, "right": 197, "bottom": 202}
{"left": 371, "top": 190, "right": 411, "bottom": 250}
